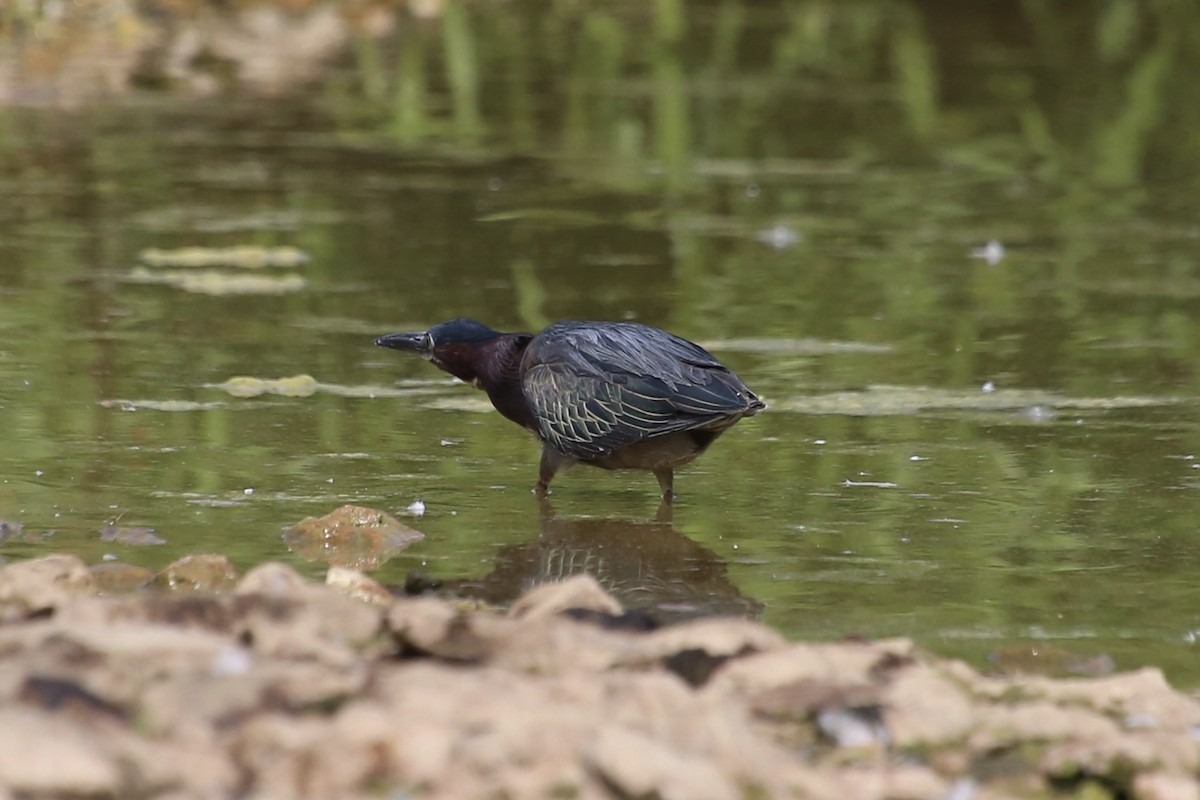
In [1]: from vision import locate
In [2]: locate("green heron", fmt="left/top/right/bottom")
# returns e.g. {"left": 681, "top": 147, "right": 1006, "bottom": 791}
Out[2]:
{"left": 375, "top": 319, "right": 764, "bottom": 500}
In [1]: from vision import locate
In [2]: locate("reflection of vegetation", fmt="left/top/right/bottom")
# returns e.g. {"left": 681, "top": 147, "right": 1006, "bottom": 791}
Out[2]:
{"left": 312, "top": 0, "right": 1200, "bottom": 371}
{"left": 8, "top": 1, "right": 1196, "bottom": 192}
{"left": 318, "top": 0, "right": 1200, "bottom": 187}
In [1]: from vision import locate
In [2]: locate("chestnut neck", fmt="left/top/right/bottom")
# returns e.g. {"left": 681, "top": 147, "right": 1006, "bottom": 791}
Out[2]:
{"left": 470, "top": 334, "right": 536, "bottom": 431}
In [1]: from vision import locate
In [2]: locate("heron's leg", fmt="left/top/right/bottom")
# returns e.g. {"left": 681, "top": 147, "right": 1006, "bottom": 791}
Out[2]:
{"left": 654, "top": 469, "right": 675, "bottom": 503}
{"left": 536, "top": 445, "right": 569, "bottom": 496}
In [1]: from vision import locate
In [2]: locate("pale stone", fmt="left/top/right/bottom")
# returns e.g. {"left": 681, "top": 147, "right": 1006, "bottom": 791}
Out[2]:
{"left": 0, "top": 554, "right": 93, "bottom": 610}
{"left": 1133, "top": 772, "right": 1200, "bottom": 800}
{"left": 508, "top": 573, "right": 622, "bottom": 619}
{"left": 89, "top": 561, "right": 154, "bottom": 593}
{"left": 326, "top": 566, "right": 394, "bottom": 607}
{"left": 236, "top": 561, "right": 309, "bottom": 595}
{"left": 586, "top": 725, "right": 739, "bottom": 800}
{"left": 155, "top": 553, "right": 239, "bottom": 592}
{"left": 0, "top": 708, "right": 119, "bottom": 795}
{"left": 882, "top": 664, "right": 977, "bottom": 747}
{"left": 284, "top": 504, "right": 423, "bottom": 570}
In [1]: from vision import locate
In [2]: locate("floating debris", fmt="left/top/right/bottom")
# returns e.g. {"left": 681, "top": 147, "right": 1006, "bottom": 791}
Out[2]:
{"left": 210, "top": 376, "right": 444, "bottom": 400}
{"left": 99, "top": 525, "right": 166, "bottom": 546}
{"left": 701, "top": 337, "right": 892, "bottom": 355}
{"left": 777, "top": 385, "right": 1183, "bottom": 417}
{"left": 754, "top": 224, "right": 802, "bottom": 249}
{"left": 475, "top": 208, "right": 603, "bottom": 227}
{"left": 1024, "top": 405, "right": 1058, "bottom": 423}
{"left": 406, "top": 499, "right": 426, "bottom": 517}
{"left": 133, "top": 207, "right": 342, "bottom": 233}
{"left": 579, "top": 253, "right": 662, "bottom": 268}
{"left": 125, "top": 267, "right": 306, "bottom": 295}
{"left": 215, "top": 374, "right": 319, "bottom": 398}
{"left": 969, "top": 239, "right": 1005, "bottom": 266}
{"left": 139, "top": 245, "right": 309, "bottom": 269}
{"left": 0, "top": 520, "right": 26, "bottom": 542}
{"left": 99, "top": 399, "right": 223, "bottom": 412}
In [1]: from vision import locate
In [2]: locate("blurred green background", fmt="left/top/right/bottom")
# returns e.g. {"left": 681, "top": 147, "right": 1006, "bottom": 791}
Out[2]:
{"left": 2, "top": 0, "right": 1200, "bottom": 681}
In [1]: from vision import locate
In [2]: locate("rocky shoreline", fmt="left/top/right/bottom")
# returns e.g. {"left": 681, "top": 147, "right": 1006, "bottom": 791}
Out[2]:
{"left": 0, "top": 552, "right": 1197, "bottom": 799}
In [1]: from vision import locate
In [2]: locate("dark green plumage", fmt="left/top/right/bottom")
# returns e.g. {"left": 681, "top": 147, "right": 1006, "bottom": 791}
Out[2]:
{"left": 376, "top": 319, "right": 764, "bottom": 500}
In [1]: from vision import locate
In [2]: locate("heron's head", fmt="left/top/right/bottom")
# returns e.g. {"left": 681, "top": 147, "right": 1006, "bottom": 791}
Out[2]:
{"left": 376, "top": 319, "right": 511, "bottom": 385}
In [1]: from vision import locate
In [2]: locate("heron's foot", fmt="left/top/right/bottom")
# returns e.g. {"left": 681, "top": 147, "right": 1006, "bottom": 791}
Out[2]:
{"left": 654, "top": 469, "right": 675, "bottom": 503}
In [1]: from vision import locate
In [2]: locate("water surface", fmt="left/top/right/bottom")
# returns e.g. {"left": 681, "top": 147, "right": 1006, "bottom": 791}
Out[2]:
{"left": 2, "top": 0, "right": 1200, "bottom": 682}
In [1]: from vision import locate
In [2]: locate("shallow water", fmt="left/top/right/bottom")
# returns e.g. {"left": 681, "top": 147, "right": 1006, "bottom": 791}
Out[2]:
{"left": 3, "top": 1, "right": 1200, "bottom": 681}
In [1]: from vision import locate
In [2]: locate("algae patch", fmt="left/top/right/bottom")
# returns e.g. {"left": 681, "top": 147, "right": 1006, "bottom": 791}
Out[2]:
{"left": 776, "top": 385, "right": 1187, "bottom": 417}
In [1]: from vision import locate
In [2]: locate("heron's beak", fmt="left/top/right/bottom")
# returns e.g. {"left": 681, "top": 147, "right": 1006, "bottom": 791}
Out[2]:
{"left": 375, "top": 332, "right": 429, "bottom": 355}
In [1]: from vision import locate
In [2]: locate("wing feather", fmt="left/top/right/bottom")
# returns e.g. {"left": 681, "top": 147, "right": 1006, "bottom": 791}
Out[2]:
{"left": 521, "top": 322, "right": 763, "bottom": 459}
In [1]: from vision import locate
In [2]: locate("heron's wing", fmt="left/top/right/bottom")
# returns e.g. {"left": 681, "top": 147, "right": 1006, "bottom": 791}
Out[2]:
{"left": 557, "top": 321, "right": 728, "bottom": 385}
{"left": 520, "top": 322, "right": 762, "bottom": 459}
{"left": 523, "top": 364, "right": 682, "bottom": 458}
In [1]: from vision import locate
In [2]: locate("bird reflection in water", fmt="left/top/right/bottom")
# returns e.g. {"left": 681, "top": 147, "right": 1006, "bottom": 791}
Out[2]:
{"left": 439, "top": 499, "right": 762, "bottom": 623}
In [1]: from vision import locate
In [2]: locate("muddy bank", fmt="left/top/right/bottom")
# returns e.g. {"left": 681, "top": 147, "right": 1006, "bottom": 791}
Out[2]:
{"left": 0, "top": 554, "right": 1198, "bottom": 799}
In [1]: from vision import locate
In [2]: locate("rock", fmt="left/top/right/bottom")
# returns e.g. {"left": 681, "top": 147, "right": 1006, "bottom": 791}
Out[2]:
{"left": 0, "top": 708, "right": 120, "bottom": 795}
{"left": 326, "top": 566, "right": 394, "bottom": 607}
{"left": 89, "top": 561, "right": 154, "bottom": 593}
{"left": 0, "top": 554, "right": 93, "bottom": 611}
{"left": 140, "top": 657, "right": 366, "bottom": 734}
{"left": 234, "top": 585, "right": 384, "bottom": 665}
{"left": 881, "top": 662, "right": 977, "bottom": 747}
{"left": 103, "top": 733, "right": 240, "bottom": 799}
{"left": 4, "top": 550, "right": 1200, "bottom": 798}
{"left": 58, "top": 591, "right": 235, "bottom": 633}
{"left": 49, "top": 621, "right": 233, "bottom": 662}
{"left": 482, "top": 613, "right": 641, "bottom": 674}
{"left": 1041, "top": 729, "right": 1200, "bottom": 780}
{"left": 705, "top": 638, "right": 913, "bottom": 697}
{"left": 817, "top": 763, "right": 950, "bottom": 800}
{"left": 1022, "top": 668, "right": 1200, "bottom": 730}
{"left": 235, "top": 713, "right": 383, "bottom": 799}
{"left": 619, "top": 616, "right": 787, "bottom": 667}
{"left": 1134, "top": 772, "right": 1200, "bottom": 800}
{"left": 156, "top": 554, "right": 240, "bottom": 592}
{"left": 969, "top": 702, "right": 1121, "bottom": 751}
{"left": 17, "top": 676, "right": 127, "bottom": 722}
{"left": 387, "top": 597, "right": 490, "bottom": 662}
{"left": 508, "top": 574, "right": 622, "bottom": 619}
{"left": 587, "top": 725, "right": 739, "bottom": 800}
{"left": 284, "top": 504, "right": 424, "bottom": 570}
{"left": 236, "top": 562, "right": 309, "bottom": 595}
